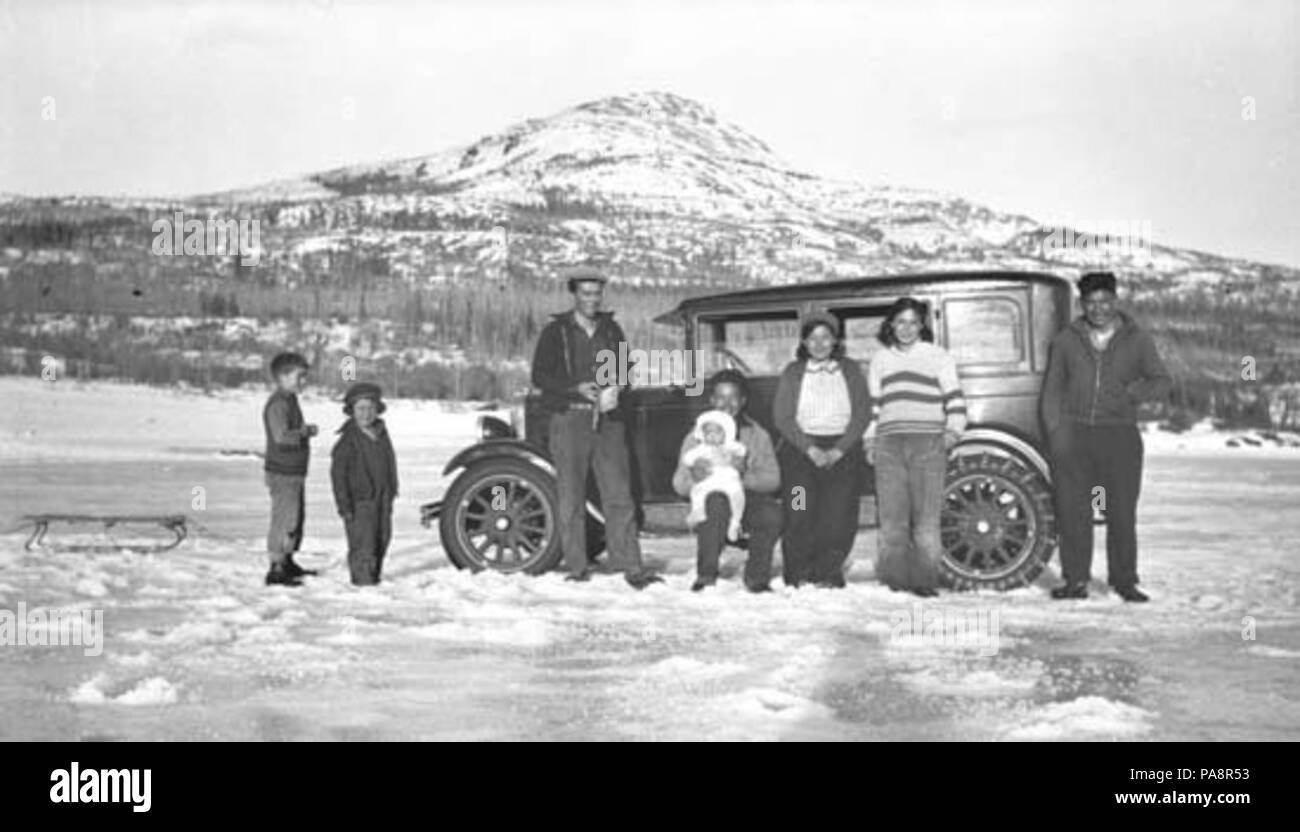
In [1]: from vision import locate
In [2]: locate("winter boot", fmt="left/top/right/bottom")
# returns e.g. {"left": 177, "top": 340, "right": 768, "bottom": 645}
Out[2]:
{"left": 265, "top": 563, "right": 303, "bottom": 587}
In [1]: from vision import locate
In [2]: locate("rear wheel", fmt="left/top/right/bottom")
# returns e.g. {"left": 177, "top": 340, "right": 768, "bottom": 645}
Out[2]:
{"left": 440, "top": 458, "right": 563, "bottom": 574}
{"left": 939, "top": 451, "right": 1056, "bottom": 591}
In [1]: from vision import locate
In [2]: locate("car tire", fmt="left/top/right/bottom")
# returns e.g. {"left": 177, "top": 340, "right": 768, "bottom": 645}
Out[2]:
{"left": 938, "top": 450, "right": 1057, "bottom": 591}
{"left": 439, "top": 457, "right": 565, "bottom": 574}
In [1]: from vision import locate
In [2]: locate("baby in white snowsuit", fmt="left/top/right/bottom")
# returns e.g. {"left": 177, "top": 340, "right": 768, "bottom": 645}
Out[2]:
{"left": 682, "top": 409, "right": 747, "bottom": 542}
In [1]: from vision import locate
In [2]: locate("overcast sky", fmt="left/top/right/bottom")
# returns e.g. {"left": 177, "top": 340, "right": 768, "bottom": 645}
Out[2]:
{"left": 1, "top": 0, "right": 1295, "bottom": 266}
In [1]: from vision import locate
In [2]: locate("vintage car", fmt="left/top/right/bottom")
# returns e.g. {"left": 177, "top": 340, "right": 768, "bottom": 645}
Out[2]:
{"left": 421, "top": 270, "right": 1077, "bottom": 590}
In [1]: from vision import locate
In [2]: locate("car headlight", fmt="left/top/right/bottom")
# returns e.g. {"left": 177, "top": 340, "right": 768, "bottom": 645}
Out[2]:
{"left": 479, "top": 414, "right": 515, "bottom": 440}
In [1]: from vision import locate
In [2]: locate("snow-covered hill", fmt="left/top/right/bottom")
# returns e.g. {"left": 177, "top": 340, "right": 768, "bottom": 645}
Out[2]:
{"left": 5, "top": 91, "right": 1297, "bottom": 299}
{"left": 178, "top": 90, "right": 1296, "bottom": 296}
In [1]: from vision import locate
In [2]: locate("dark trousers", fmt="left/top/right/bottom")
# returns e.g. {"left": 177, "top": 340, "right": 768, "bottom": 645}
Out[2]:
{"left": 549, "top": 409, "right": 642, "bottom": 574}
{"left": 265, "top": 472, "right": 305, "bottom": 564}
{"left": 345, "top": 496, "right": 393, "bottom": 585}
{"left": 1049, "top": 422, "right": 1144, "bottom": 589}
{"left": 778, "top": 435, "right": 863, "bottom": 587}
{"left": 694, "top": 491, "right": 783, "bottom": 588}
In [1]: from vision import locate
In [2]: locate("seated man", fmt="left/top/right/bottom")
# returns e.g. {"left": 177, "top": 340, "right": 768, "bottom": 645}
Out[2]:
{"left": 671, "top": 370, "right": 783, "bottom": 592}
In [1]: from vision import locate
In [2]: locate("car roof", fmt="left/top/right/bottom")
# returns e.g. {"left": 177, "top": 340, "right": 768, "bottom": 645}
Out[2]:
{"left": 654, "top": 270, "right": 1071, "bottom": 325}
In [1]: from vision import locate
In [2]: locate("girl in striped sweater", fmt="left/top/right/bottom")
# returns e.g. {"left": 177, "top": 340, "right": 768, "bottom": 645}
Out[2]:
{"left": 864, "top": 298, "right": 967, "bottom": 596}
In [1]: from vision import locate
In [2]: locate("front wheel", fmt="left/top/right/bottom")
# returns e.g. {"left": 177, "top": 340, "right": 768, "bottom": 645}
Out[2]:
{"left": 939, "top": 451, "right": 1057, "bottom": 591}
{"left": 439, "top": 458, "right": 564, "bottom": 574}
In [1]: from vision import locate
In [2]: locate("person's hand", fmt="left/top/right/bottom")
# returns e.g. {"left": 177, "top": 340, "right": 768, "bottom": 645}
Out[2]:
{"left": 575, "top": 382, "right": 599, "bottom": 401}
{"left": 823, "top": 448, "right": 844, "bottom": 468}
{"left": 943, "top": 431, "right": 959, "bottom": 452}
{"left": 732, "top": 454, "right": 747, "bottom": 475}
{"left": 864, "top": 444, "right": 876, "bottom": 466}
{"left": 597, "top": 385, "right": 620, "bottom": 413}
{"left": 690, "top": 458, "right": 713, "bottom": 481}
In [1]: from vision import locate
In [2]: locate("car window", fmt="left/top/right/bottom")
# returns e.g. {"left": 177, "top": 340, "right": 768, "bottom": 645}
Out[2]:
{"left": 834, "top": 307, "right": 893, "bottom": 366}
{"left": 697, "top": 312, "right": 800, "bottom": 377}
{"left": 944, "top": 297, "right": 1025, "bottom": 365}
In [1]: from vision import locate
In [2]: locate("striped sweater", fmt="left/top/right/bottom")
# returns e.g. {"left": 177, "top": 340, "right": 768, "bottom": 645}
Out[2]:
{"left": 865, "top": 342, "right": 967, "bottom": 441}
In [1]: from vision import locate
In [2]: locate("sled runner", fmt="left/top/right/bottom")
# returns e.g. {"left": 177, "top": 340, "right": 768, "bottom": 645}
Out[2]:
{"left": 22, "top": 514, "right": 190, "bottom": 553}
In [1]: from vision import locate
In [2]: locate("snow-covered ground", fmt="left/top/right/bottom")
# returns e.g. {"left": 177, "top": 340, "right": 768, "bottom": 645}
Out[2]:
{"left": 0, "top": 377, "right": 1297, "bottom": 740}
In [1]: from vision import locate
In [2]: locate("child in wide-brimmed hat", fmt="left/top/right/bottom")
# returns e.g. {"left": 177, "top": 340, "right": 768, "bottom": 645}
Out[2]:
{"left": 330, "top": 382, "right": 399, "bottom": 585}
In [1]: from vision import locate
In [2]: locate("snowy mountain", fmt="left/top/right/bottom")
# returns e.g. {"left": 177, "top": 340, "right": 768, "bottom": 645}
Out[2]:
{"left": 2, "top": 91, "right": 1298, "bottom": 401}
{"left": 184, "top": 91, "right": 1296, "bottom": 295}
{"left": 3, "top": 91, "right": 1296, "bottom": 300}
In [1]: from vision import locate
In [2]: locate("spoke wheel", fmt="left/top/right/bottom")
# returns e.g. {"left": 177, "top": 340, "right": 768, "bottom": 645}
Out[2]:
{"left": 939, "top": 451, "right": 1057, "bottom": 590}
{"left": 439, "top": 458, "right": 563, "bottom": 574}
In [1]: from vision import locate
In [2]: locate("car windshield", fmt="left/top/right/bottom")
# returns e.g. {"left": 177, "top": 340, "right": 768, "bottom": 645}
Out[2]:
{"left": 696, "top": 312, "right": 800, "bottom": 376}
{"left": 697, "top": 307, "right": 899, "bottom": 375}
{"left": 833, "top": 306, "right": 893, "bottom": 366}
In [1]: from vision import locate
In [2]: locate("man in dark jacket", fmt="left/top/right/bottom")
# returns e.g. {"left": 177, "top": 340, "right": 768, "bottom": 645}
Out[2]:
{"left": 1040, "top": 271, "right": 1171, "bottom": 602}
{"left": 331, "top": 382, "right": 399, "bottom": 586}
{"left": 531, "top": 266, "right": 661, "bottom": 589}
{"left": 672, "top": 370, "right": 783, "bottom": 592}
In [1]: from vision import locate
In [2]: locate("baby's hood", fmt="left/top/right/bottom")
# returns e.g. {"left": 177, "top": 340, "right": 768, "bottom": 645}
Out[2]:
{"left": 692, "top": 409, "right": 737, "bottom": 442}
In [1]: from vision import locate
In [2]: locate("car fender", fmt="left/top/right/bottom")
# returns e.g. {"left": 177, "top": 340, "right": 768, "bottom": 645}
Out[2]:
{"left": 953, "top": 426, "right": 1052, "bottom": 484}
{"left": 425, "top": 440, "right": 606, "bottom": 524}
{"left": 441, "top": 439, "right": 555, "bottom": 478}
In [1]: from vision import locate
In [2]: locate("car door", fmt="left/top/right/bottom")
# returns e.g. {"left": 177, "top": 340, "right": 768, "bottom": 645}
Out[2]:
{"left": 692, "top": 307, "right": 802, "bottom": 434}
{"left": 629, "top": 307, "right": 801, "bottom": 503}
{"left": 937, "top": 287, "right": 1036, "bottom": 439}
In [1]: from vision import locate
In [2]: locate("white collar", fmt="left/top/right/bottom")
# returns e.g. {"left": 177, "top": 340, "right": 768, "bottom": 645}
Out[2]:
{"left": 806, "top": 358, "right": 840, "bottom": 373}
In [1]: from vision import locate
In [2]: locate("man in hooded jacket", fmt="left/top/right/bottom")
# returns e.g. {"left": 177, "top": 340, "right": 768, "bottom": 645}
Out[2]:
{"left": 1041, "top": 271, "right": 1171, "bottom": 602}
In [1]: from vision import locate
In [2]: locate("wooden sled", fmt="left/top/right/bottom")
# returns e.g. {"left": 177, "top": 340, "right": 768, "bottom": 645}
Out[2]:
{"left": 22, "top": 514, "right": 189, "bottom": 553}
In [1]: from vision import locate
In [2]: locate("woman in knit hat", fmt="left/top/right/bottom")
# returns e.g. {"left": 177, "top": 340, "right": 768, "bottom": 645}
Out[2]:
{"left": 772, "top": 310, "right": 871, "bottom": 588}
{"left": 330, "top": 382, "right": 399, "bottom": 585}
{"left": 864, "top": 298, "right": 967, "bottom": 597}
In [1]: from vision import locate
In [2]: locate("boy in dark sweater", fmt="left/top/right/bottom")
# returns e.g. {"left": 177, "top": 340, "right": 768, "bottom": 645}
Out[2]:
{"left": 263, "top": 352, "right": 319, "bottom": 587}
{"left": 330, "top": 383, "right": 399, "bottom": 586}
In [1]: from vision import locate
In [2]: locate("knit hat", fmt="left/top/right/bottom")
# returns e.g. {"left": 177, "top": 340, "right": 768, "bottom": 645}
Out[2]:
{"left": 1077, "top": 271, "right": 1118, "bottom": 297}
{"left": 342, "top": 382, "right": 386, "bottom": 415}
{"left": 801, "top": 309, "right": 840, "bottom": 337}
{"left": 693, "top": 409, "right": 736, "bottom": 443}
